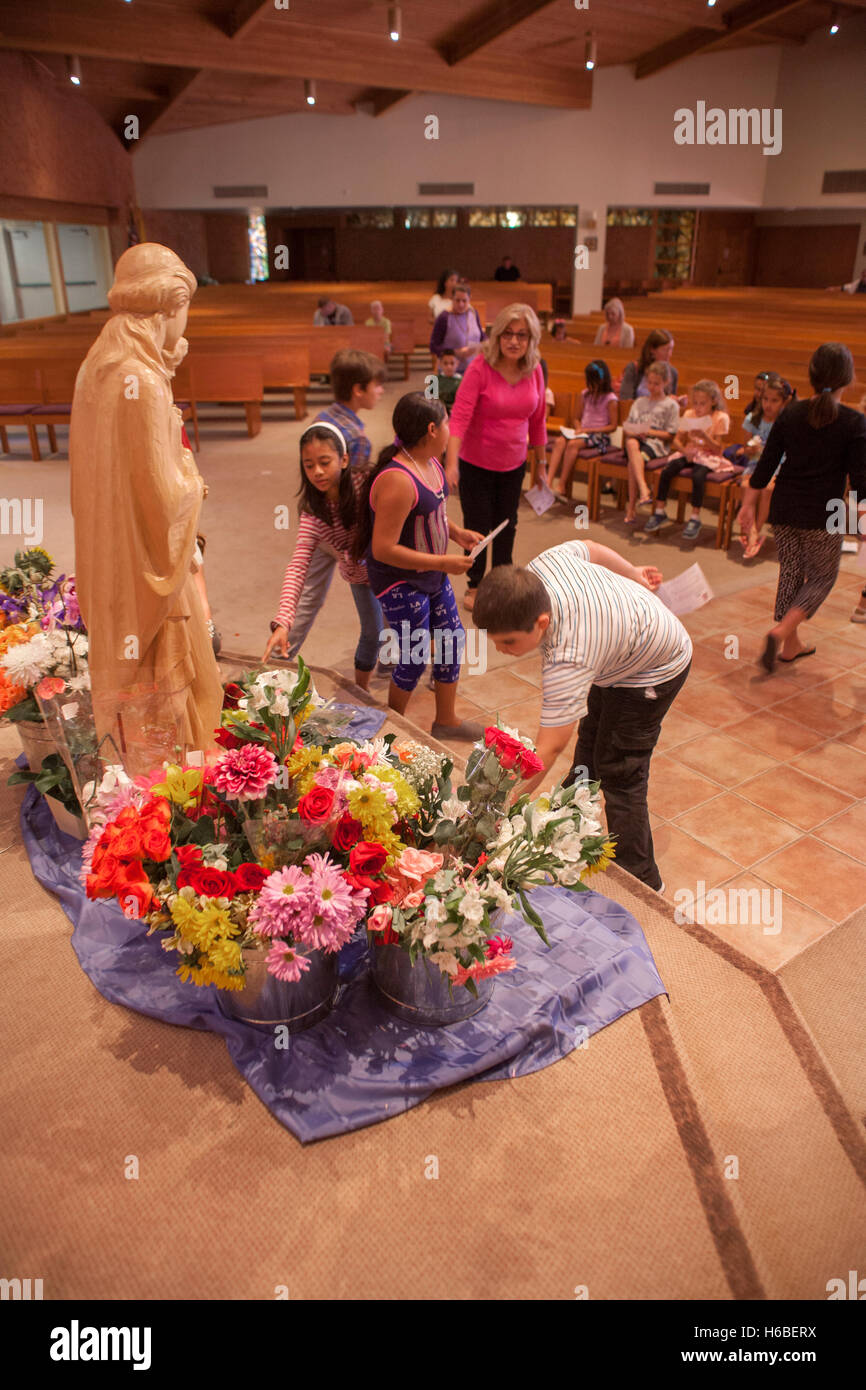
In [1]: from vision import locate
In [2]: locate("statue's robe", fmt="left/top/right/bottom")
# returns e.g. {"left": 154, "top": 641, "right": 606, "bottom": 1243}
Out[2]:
{"left": 70, "top": 315, "right": 223, "bottom": 774}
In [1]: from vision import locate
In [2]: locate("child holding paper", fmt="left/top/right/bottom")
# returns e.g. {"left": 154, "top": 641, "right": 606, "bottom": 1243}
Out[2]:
{"left": 353, "top": 391, "right": 486, "bottom": 744}
{"left": 643, "top": 380, "right": 731, "bottom": 541}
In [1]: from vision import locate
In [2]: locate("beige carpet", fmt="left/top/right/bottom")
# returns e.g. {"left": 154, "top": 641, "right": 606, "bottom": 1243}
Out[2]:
{"left": 2, "top": 681, "right": 865, "bottom": 1301}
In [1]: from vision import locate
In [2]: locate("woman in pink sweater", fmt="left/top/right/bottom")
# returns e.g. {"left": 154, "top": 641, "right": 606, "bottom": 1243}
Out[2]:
{"left": 444, "top": 303, "right": 547, "bottom": 611}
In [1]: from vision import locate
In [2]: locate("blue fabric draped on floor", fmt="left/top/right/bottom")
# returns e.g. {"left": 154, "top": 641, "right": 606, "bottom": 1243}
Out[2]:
{"left": 20, "top": 743, "right": 667, "bottom": 1144}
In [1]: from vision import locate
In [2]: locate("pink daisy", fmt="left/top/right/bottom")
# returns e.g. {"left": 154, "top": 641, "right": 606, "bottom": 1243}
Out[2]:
{"left": 249, "top": 864, "right": 311, "bottom": 937}
{"left": 265, "top": 940, "right": 312, "bottom": 983}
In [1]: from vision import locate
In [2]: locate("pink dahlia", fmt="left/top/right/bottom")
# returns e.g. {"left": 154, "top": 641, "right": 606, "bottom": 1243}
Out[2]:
{"left": 265, "top": 940, "right": 311, "bottom": 983}
{"left": 211, "top": 743, "right": 279, "bottom": 801}
{"left": 486, "top": 934, "right": 514, "bottom": 958}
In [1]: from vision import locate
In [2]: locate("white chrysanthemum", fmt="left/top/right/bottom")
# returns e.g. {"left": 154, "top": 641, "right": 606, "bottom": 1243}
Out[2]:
{"left": 0, "top": 633, "right": 53, "bottom": 684}
{"left": 66, "top": 671, "right": 91, "bottom": 693}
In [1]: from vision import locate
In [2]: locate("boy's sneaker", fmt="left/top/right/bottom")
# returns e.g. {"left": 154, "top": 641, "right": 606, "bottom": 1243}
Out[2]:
{"left": 681, "top": 518, "right": 702, "bottom": 541}
{"left": 851, "top": 608, "right": 866, "bottom": 624}
{"left": 643, "top": 512, "right": 666, "bottom": 533}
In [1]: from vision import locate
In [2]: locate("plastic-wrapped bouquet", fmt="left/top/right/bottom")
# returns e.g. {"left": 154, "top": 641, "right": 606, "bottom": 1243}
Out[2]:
{"left": 0, "top": 548, "right": 87, "bottom": 723}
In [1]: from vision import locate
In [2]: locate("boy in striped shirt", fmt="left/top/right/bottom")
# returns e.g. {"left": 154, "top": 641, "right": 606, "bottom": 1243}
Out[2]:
{"left": 473, "top": 540, "right": 692, "bottom": 890}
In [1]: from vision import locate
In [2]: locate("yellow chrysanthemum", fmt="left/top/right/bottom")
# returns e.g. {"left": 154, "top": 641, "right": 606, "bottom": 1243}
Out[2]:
{"left": 207, "top": 938, "right": 243, "bottom": 974}
{"left": 377, "top": 826, "right": 405, "bottom": 866}
{"left": 284, "top": 744, "right": 324, "bottom": 797}
{"left": 176, "top": 959, "right": 209, "bottom": 987}
{"left": 294, "top": 702, "right": 313, "bottom": 730}
{"left": 374, "top": 766, "right": 420, "bottom": 819}
{"left": 151, "top": 764, "right": 203, "bottom": 808}
{"left": 582, "top": 839, "right": 616, "bottom": 878}
{"left": 347, "top": 784, "right": 392, "bottom": 837}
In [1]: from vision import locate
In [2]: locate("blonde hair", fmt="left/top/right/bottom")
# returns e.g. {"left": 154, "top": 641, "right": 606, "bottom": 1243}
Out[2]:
{"left": 483, "top": 303, "right": 541, "bottom": 378}
{"left": 603, "top": 297, "right": 625, "bottom": 323}
{"left": 692, "top": 378, "right": 724, "bottom": 411}
{"left": 645, "top": 361, "right": 670, "bottom": 385}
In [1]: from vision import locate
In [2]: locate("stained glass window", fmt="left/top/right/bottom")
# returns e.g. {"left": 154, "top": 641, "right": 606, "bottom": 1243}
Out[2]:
{"left": 432, "top": 209, "right": 458, "bottom": 228}
{"left": 345, "top": 209, "right": 394, "bottom": 228}
{"left": 468, "top": 208, "right": 498, "bottom": 227}
{"left": 404, "top": 209, "right": 431, "bottom": 229}
{"left": 247, "top": 211, "right": 269, "bottom": 282}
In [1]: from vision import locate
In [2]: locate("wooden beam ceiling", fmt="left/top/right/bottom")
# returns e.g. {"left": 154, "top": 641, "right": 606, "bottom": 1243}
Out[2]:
{"left": 634, "top": 0, "right": 812, "bottom": 78}
{"left": 437, "top": 0, "right": 559, "bottom": 66}
{"left": 0, "top": 1, "right": 591, "bottom": 113}
{"left": 223, "top": 0, "right": 275, "bottom": 42}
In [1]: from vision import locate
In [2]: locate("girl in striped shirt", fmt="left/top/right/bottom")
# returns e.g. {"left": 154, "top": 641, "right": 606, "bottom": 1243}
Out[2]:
{"left": 262, "top": 422, "right": 382, "bottom": 689}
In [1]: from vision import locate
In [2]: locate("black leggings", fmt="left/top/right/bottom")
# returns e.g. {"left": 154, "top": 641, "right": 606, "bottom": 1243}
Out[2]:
{"left": 458, "top": 457, "right": 526, "bottom": 589}
{"left": 656, "top": 455, "right": 714, "bottom": 509}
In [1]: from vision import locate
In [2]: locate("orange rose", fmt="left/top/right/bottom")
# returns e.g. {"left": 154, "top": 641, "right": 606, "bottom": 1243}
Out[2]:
{"left": 114, "top": 829, "right": 143, "bottom": 860}
{"left": 141, "top": 828, "right": 171, "bottom": 862}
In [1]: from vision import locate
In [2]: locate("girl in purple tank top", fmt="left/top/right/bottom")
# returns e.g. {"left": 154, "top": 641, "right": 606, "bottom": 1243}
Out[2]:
{"left": 352, "top": 393, "right": 487, "bottom": 744}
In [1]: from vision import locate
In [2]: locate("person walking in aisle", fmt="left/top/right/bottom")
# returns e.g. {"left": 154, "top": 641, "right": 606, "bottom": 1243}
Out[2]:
{"left": 738, "top": 343, "right": 866, "bottom": 670}
{"left": 444, "top": 303, "right": 547, "bottom": 611}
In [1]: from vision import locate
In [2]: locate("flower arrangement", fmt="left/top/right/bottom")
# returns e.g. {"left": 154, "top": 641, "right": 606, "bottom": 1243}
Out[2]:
{"left": 0, "top": 549, "right": 87, "bottom": 723}
{"left": 81, "top": 663, "right": 615, "bottom": 1003}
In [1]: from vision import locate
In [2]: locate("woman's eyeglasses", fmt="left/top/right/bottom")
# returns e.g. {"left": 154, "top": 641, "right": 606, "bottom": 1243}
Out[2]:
{"left": 501, "top": 330, "right": 529, "bottom": 342}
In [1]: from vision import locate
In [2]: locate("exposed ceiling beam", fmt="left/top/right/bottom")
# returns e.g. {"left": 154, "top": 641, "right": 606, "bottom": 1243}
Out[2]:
{"left": 354, "top": 89, "right": 414, "bottom": 117}
{"left": 634, "top": 0, "right": 811, "bottom": 78}
{"left": 223, "top": 0, "right": 275, "bottom": 42}
{"left": 437, "top": 0, "right": 558, "bottom": 66}
{"left": 140, "top": 70, "right": 211, "bottom": 139}
{"left": 0, "top": 2, "right": 591, "bottom": 110}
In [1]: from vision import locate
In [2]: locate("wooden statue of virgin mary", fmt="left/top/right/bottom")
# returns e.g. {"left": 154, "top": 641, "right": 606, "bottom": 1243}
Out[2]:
{"left": 70, "top": 243, "right": 223, "bottom": 774}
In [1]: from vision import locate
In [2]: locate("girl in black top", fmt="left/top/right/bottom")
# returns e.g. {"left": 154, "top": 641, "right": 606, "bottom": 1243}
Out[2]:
{"left": 739, "top": 343, "right": 866, "bottom": 671}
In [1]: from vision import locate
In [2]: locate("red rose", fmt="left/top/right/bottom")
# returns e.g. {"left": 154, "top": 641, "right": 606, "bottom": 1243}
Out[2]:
{"left": 118, "top": 879, "right": 155, "bottom": 920}
{"left": 176, "top": 844, "right": 203, "bottom": 868}
{"left": 332, "top": 814, "right": 363, "bottom": 852}
{"left": 484, "top": 727, "right": 525, "bottom": 773}
{"left": 223, "top": 682, "right": 244, "bottom": 710}
{"left": 345, "top": 871, "right": 393, "bottom": 905}
{"left": 214, "top": 726, "right": 243, "bottom": 750}
{"left": 188, "top": 866, "right": 237, "bottom": 899}
{"left": 114, "top": 829, "right": 143, "bottom": 860}
{"left": 349, "top": 841, "right": 388, "bottom": 876}
{"left": 144, "top": 797, "right": 171, "bottom": 824}
{"left": 297, "top": 786, "right": 335, "bottom": 824}
{"left": 234, "top": 861, "right": 268, "bottom": 892}
{"left": 113, "top": 807, "right": 140, "bottom": 829}
{"left": 518, "top": 748, "right": 545, "bottom": 779}
{"left": 141, "top": 828, "right": 171, "bottom": 862}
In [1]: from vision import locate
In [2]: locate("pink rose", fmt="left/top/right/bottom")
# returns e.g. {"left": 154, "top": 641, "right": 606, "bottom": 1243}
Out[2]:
{"left": 388, "top": 846, "right": 443, "bottom": 889}
{"left": 402, "top": 890, "right": 425, "bottom": 910}
{"left": 368, "top": 903, "right": 394, "bottom": 933}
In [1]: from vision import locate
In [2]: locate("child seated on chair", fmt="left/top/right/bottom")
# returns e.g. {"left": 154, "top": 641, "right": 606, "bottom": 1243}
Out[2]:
{"left": 548, "top": 359, "right": 619, "bottom": 500}
{"left": 621, "top": 361, "right": 680, "bottom": 524}
{"left": 644, "top": 380, "right": 731, "bottom": 541}
{"left": 736, "top": 374, "right": 793, "bottom": 558}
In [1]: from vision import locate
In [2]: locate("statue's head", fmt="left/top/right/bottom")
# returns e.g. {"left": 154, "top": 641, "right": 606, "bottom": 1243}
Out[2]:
{"left": 108, "top": 243, "right": 196, "bottom": 318}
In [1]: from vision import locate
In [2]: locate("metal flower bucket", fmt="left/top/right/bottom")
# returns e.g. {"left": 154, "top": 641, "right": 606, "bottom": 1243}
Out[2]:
{"left": 16, "top": 719, "right": 56, "bottom": 772}
{"left": 370, "top": 943, "right": 495, "bottom": 1027}
{"left": 217, "top": 943, "right": 338, "bottom": 1032}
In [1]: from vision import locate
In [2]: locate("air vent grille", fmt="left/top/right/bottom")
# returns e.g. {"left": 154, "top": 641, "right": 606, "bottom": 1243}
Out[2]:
{"left": 417, "top": 182, "right": 474, "bottom": 196}
{"left": 822, "top": 170, "right": 866, "bottom": 195}
{"left": 654, "top": 182, "right": 710, "bottom": 196}
{"left": 213, "top": 185, "right": 269, "bottom": 199}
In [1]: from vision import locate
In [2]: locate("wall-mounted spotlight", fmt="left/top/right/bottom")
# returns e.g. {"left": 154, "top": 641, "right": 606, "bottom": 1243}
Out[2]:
{"left": 304, "top": 79, "right": 316, "bottom": 107}
{"left": 389, "top": 6, "right": 401, "bottom": 42}
{"left": 830, "top": 9, "right": 840, "bottom": 34}
{"left": 67, "top": 55, "right": 82, "bottom": 86}
{"left": 585, "top": 33, "right": 597, "bottom": 72}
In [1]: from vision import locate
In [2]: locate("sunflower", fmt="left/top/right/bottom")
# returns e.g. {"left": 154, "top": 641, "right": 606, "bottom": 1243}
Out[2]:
{"left": 582, "top": 838, "right": 616, "bottom": 877}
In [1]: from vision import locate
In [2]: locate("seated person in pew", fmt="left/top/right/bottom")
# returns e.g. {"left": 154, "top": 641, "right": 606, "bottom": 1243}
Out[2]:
{"left": 621, "top": 362, "right": 679, "bottom": 524}
{"left": 619, "top": 329, "right": 683, "bottom": 406}
{"left": 723, "top": 371, "right": 770, "bottom": 465}
{"left": 547, "top": 359, "right": 618, "bottom": 500}
{"left": 550, "top": 318, "right": 581, "bottom": 345}
{"left": 281, "top": 349, "right": 386, "bottom": 663}
{"left": 313, "top": 297, "right": 354, "bottom": 326}
{"left": 643, "top": 380, "right": 731, "bottom": 541}
{"left": 435, "top": 350, "right": 461, "bottom": 413}
{"left": 263, "top": 422, "right": 382, "bottom": 691}
{"left": 735, "top": 374, "right": 794, "bottom": 559}
{"left": 365, "top": 299, "right": 392, "bottom": 358}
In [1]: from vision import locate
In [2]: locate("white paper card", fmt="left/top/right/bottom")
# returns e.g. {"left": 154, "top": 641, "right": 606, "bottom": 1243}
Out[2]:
{"left": 524, "top": 482, "right": 557, "bottom": 516}
{"left": 61, "top": 701, "right": 79, "bottom": 721}
{"left": 655, "top": 563, "right": 714, "bottom": 616}
{"left": 559, "top": 426, "right": 577, "bottom": 439}
{"left": 468, "top": 518, "right": 509, "bottom": 560}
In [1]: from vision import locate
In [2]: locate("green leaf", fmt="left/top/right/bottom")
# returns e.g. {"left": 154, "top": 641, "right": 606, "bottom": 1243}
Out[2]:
{"left": 463, "top": 976, "right": 479, "bottom": 999}
{"left": 457, "top": 784, "right": 471, "bottom": 802}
